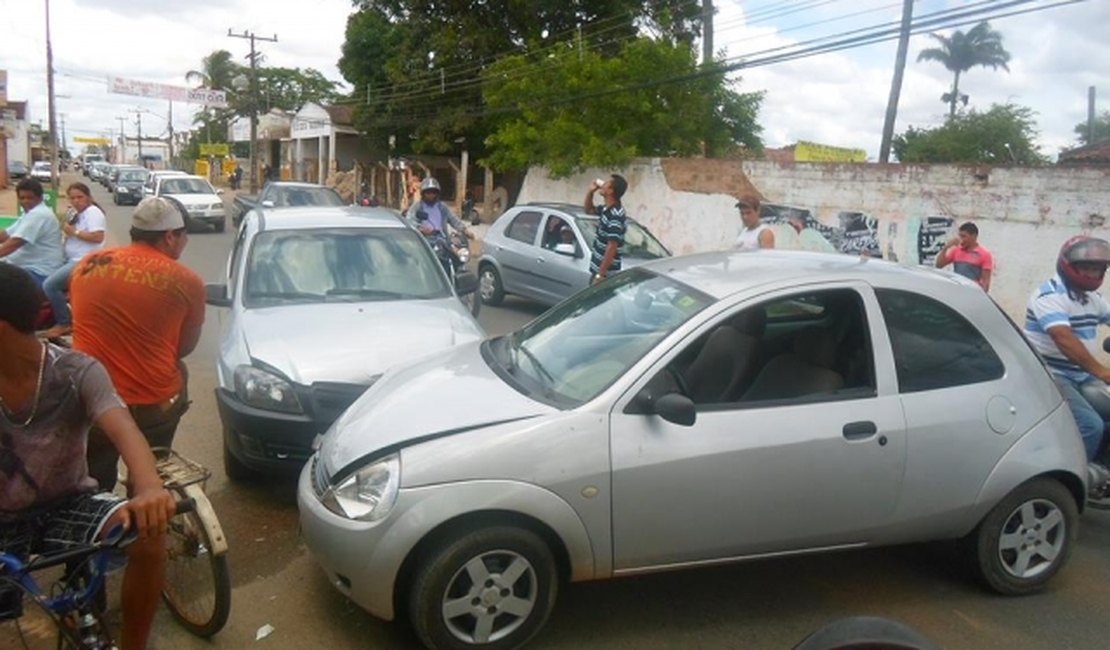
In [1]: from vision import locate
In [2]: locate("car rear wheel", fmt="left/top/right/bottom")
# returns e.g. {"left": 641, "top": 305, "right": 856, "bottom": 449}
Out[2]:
{"left": 972, "top": 478, "right": 1077, "bottom": 595}
{"left": 478, "top": 265, "right": 505, "bottom": 306}
{"left": 409, "top": 526, "right": 557, "bottom": 650}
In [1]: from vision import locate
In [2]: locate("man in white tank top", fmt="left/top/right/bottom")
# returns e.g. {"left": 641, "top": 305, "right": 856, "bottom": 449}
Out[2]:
{"left": 734, "top": 193, "right": 774, "bottom": 251}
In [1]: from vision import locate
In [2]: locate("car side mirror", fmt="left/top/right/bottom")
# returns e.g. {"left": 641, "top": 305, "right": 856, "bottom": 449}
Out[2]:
{"left": 261, "top": 200, "right": 274, "bottom": 208}
{"left": 654, "top": 393, "right": 696, "bottom": 427}
{"left": 216, "top": 188, "right": 225, "bottom": 196}
{"left": 553, "top": 243, "right": 578, "bottom": 257}
{"left": 455, "top": 271, "right": 478, "bottom": 296}
{"left": 205, "top": 283, "right": 231, "bottom": 308}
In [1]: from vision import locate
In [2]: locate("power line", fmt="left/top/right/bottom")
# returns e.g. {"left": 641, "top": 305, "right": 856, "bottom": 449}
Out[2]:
{"left": 353, "top": 0, "right": 1081, "bottom": 129}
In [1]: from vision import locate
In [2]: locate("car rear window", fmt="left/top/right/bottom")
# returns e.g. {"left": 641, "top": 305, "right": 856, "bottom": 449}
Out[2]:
{"left": 876, "top": 289, "right": 1004, "bottom": 393}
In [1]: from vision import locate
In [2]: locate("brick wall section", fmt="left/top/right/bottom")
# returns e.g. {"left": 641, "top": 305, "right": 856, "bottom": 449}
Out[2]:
{"left": 517, "top": 158, "right": 1110, "bottom": 320}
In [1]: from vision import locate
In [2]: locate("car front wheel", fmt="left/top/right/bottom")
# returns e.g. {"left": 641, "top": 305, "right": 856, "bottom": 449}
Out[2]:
{"left": 478, "top": 265, "right": 505, "bottom": 306}
{"left": 973, "top": 478, "right": 1077, "bottom": 595}
{"left": 409, "top": 526, "right": 557, "bottom": 650}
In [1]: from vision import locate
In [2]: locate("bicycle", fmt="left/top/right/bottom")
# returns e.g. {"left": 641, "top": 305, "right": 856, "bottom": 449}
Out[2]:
{"left": 147, "top": 448, "right": 231, "bottom": 638}
{"left": 0, "top": 499, "right": 195, "bottom": 649}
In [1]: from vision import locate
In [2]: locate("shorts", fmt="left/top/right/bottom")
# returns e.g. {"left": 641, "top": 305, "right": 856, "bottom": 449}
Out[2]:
{"left": 0, "top": 492, "right": 127, "bottom": 559}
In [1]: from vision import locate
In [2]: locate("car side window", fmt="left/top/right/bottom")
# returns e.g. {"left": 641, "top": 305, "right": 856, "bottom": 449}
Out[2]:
{"left": 646, "top": 289, "right": 876, "bottom": 408}
{"left": 505, "top": 211, "right": 542, "bottom": 245}
{"left": 875, "top": 289, "right": 1004, "bottom": 393}
{"left": 540, "top": 215, "right": 576, "bottom": 251}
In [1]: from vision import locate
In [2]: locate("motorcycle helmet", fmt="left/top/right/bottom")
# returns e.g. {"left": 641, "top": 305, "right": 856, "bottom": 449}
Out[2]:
{"left": 420, "top": 177, "right": 441, "bottom": 194}
{"left": 1057, "top": 236, "right": 1110, "bottom": 292}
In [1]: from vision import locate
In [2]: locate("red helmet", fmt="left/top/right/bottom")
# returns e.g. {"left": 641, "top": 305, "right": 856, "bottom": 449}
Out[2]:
{"left": 1057, "top": 236, "right": 1110, "bottom": 292}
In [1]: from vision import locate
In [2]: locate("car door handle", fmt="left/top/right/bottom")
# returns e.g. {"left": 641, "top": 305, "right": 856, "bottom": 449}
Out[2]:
{"left": 536, "top": 257, "right": 545, "bottom": 263}
{"left": 842, "top": 421, "right": 878, "bottom": 440}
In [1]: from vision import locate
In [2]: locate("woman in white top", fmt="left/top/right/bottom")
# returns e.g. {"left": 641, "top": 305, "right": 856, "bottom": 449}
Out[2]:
{"left": 40, "top": 182, "right": 106, "bottom": 338}
{"left": 734, "top": 193, "right": 775, "bottom": 251}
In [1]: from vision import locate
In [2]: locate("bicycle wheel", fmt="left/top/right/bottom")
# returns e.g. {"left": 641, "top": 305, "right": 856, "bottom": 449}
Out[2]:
{"left": 161, "top": 489, "right": 231, "bottom": 637}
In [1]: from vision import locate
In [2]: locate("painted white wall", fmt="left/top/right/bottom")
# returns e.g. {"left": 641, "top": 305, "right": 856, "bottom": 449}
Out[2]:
{"left": 519, "top": 159, "right": 1110, "bottom": 322}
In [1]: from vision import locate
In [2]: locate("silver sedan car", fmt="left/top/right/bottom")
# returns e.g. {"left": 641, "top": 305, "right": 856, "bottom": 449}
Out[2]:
{"left": 207, "top": 207, "right": 484, "bottom": 480}
{"left": 299, "top": 250, "right": 1087, "bottom": 650}
{"left": 478, "top": 202, "right": 670, "bottom": 307}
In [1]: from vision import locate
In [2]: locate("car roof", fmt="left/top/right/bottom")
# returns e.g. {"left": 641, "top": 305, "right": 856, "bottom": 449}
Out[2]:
{"left": 265, "top": 181, "right": 330, "bottom": 189}
{"left": 250, "top": 206, "right": 410, "bottom": 232}
{"left": 515, "top": 202, "right": 640, "bottom": 222}
{"left": 643, "top": 249, "right": 973, "bottom": 300}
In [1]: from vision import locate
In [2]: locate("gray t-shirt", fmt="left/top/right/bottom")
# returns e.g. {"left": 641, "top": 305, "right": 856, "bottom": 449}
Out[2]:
{"left": 0, "top": 344, "right": 124, "bottom": 515}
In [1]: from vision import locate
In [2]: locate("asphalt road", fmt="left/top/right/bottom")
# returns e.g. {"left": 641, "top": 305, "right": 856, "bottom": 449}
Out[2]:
{"left": 64, "top": 175, "right": 1110, "bottom": 649}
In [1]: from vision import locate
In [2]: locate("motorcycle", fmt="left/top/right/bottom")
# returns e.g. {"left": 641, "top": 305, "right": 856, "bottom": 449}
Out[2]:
{"left": 417, "top": 211, "right": 481, "bottom": 318}
{"left": 1085, "top": 338, "right": 1110, "bottom": 509}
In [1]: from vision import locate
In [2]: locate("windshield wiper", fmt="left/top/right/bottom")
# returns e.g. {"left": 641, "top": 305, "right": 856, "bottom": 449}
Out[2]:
{"left": 247, "top": 291, "right": 326, "bottom": 302}
{"left": 325, "top": 288, "right": 413, "bottom": 300}
{"left": 515, "top": 340, "right": 557, "bottom": 388}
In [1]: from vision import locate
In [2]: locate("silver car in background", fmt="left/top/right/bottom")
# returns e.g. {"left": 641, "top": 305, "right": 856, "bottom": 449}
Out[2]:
{"left": 299, "top": 250, "right": 1086, "bottom": 650}
{"left": 478, "top": 201, "right": 670, "bottom": 307}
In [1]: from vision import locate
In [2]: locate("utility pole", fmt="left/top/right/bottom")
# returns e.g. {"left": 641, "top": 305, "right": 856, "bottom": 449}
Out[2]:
{"left": 116, "top": 116, "right": 127, "bottom": 162}
{"left": 702, "top": 0, "right": 714, "bottom": 65}
{"left": 59, "top": 113, "right": 66, "bottom": 159}
{"left": 45, "top": 0, "right": 59, "bottom": 188}
{"left": 879, "top": 0, "right": 914, "bottom": 163}
{"left": 130, "top": 108, "right": 145, "bottom": 165}
{"left": 168, "top": 100, "right": 175, "bottom": 167}
{"left": 229, "top": 28, "right": 278, "bottom": 193}
{"left": 1088, "top": 86, "right": 1097, "bottom": 145}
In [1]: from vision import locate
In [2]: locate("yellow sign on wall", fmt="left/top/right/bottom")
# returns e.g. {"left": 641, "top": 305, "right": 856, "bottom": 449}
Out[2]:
{"left": 199, "top": 143, "right": 230, "bottom": 157}
{"left": 795, "top": 141, "right": 867, "bottom": 163}
{"left": 194, "top": 159, "right": 210, "bottom": 178}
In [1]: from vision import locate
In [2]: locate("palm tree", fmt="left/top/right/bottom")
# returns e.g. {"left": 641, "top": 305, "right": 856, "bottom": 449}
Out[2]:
{"left": 917, "top": 21, "right": 1011, "bottom": 118}
{"left": 186, "top": 49, "right": 239, "bottom": 90}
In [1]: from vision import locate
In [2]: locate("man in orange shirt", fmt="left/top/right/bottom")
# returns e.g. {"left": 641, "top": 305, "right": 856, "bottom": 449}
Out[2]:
{"left": 71, "top": 197, "right": 205, "bottom": 491}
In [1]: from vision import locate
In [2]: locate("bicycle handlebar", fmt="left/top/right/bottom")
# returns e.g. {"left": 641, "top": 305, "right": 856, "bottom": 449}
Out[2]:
{"left": 17, "top": 497, "right": 196, "bottom": 574}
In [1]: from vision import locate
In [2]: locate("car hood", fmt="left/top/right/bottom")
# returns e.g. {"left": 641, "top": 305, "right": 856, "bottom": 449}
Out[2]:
{"left": 318, "top": 341, "right": 554, "bottom": 477}
{"left": 242, "top": 299, "right": 483, "bottom": 386}
{"left": 163, "top": 192, "right": 220, "bottom": 206}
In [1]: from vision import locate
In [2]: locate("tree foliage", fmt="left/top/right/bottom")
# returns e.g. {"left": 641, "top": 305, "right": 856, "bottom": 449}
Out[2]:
{"left": 917, "top": 21, "right": 1011, "bottom": 118}
{"left": 483, "top": 38, "right": 762, "bottom": 176}
{"left": 336, "top": 0, "right": 725, "bottom": 162}
{"left": 892, "top": 103, "right": 1046, "bottom": 165}
{"left": 1073, "top": 110, "right": 1110, "bottom": 147}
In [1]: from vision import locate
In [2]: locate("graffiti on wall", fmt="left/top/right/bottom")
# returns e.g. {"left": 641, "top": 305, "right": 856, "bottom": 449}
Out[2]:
{"left": 760, "top": 203, "right": 954, "bottom": 265}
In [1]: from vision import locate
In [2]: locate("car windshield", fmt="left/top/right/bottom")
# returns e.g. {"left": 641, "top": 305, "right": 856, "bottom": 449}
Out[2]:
{"left": 268, "top": 187, "right": 345, "bottom": 207}
{"left": 32, "top": 162, "right": 50, "bottom": 170}
{"left": 119, "top": 170, "right": 147, "bottom": 181}
{"left": 161, "top": 178, "right": 214, "bottom": 195}
{"left": 576, "top": 216, "right": 670, "bottom": 259}
{"left": 488, "top": 268, "right": 712, "bottom": 407}
{"left": 243, "top": 227, "right": 451, "bottom": 307}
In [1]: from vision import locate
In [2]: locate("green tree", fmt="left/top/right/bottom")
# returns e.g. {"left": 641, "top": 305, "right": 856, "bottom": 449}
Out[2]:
{"left": 917, "top": 21, "right": 1011, "bottom": 118}
{"left": 482, "top": 38, "right": 762, "bottom": 176}
{"left": 892, "top": 103, "right": 1046, "bottom": 165}
{"left": 1073, "top": 110, "right": 1110, "bottom": 146}
{"left": 256, "top": 67, "right": 342, "bottom": 112}
{"left": 338, "top": 0, "right": 705, "bottom": 158}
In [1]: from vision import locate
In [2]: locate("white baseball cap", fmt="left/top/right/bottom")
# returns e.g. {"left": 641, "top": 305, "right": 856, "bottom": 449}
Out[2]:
{"left": 132, "top": 197, "right": 185, "bottom": 231}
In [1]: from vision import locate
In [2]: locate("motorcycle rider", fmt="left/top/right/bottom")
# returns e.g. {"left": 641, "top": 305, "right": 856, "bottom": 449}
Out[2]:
{"left": 405, "top": 177, "right": 474, "bottom": 265}
{"left": 1024, "top": 236, "right": 1110, "bottom": 497}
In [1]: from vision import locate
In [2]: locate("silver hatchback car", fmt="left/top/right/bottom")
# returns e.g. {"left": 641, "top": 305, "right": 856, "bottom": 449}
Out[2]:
{"left": 478, "top": 202, "right": 670, "bottom": 307}
{"left": 299, "top": 250, "right": 1087, "bottom": 650}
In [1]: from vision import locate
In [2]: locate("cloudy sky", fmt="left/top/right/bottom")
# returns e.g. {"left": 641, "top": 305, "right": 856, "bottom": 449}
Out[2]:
{"left": 1, "top": 0, "right": 1104, "bottom": 161}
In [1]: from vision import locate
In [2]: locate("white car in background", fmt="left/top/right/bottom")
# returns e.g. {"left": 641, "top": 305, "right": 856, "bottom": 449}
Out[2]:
{"left": 153, "top": 173, "right": 227, "bottom": 232}
{"left": 30, "top": 161, "right": 52, "bottom": 183}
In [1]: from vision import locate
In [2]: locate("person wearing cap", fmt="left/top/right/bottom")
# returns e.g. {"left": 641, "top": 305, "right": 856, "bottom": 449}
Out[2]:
{"left": 734, "top": 194, "right": 774, "bottom": 251}
{"left": 1023, "top": 236, "right": 1110, "bottom": 498}
{"left": 70, "top": 196, "right": 205, "bottom": 493}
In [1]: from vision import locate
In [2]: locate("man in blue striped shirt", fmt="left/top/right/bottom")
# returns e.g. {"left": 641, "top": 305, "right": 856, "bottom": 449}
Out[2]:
{"left": 584, "top": 174, "right": 628, "bottom": 285}
{"left": 1024, "top": 236, "right": 1110, "bottom": 493}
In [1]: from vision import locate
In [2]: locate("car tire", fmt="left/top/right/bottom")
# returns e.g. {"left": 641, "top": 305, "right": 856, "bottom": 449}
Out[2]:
{"left": 223, "top": 438, "right": 259, "bottom": 483}
{"left": 409, "top": 525, "right": 558, "bottom": 650}
{"left": 478, "top": 265, "right": 505, "bottom": 306}
{"left": 972, "top": 478, "right": 1077, "bottom": 595}
{"left": 214, "top": 219, "right": 226, "bottom": 233}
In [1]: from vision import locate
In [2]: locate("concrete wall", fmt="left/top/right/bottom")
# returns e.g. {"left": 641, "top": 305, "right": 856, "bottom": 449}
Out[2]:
{"left": 518, "top": 158, "right": 1110, "bottom": 321}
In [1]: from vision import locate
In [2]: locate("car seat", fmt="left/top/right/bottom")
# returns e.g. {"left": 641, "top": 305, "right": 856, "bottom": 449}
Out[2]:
{"left": 742, "top": 327, "right": 845, "bottom": 401}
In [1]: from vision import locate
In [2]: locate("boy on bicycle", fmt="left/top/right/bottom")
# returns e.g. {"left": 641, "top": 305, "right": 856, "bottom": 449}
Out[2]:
{"left": 0, "top": 264, "right": 176, "bottom": 649}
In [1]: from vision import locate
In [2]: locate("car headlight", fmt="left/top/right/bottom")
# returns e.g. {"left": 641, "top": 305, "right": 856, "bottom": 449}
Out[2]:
{"left": 456, "top": 247, "right": 470, "bottom": 264}
{"left": 321, "top": 453, "right": 400, "bottom": 521}
{"left": 233, "top": 365, "right": 303, "bottom": 413}
{"left": 210, "top": 203, "right": 224, "bottom": 211}
{"left": 118, "top": 187, "right": 129, "bottom": 193}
